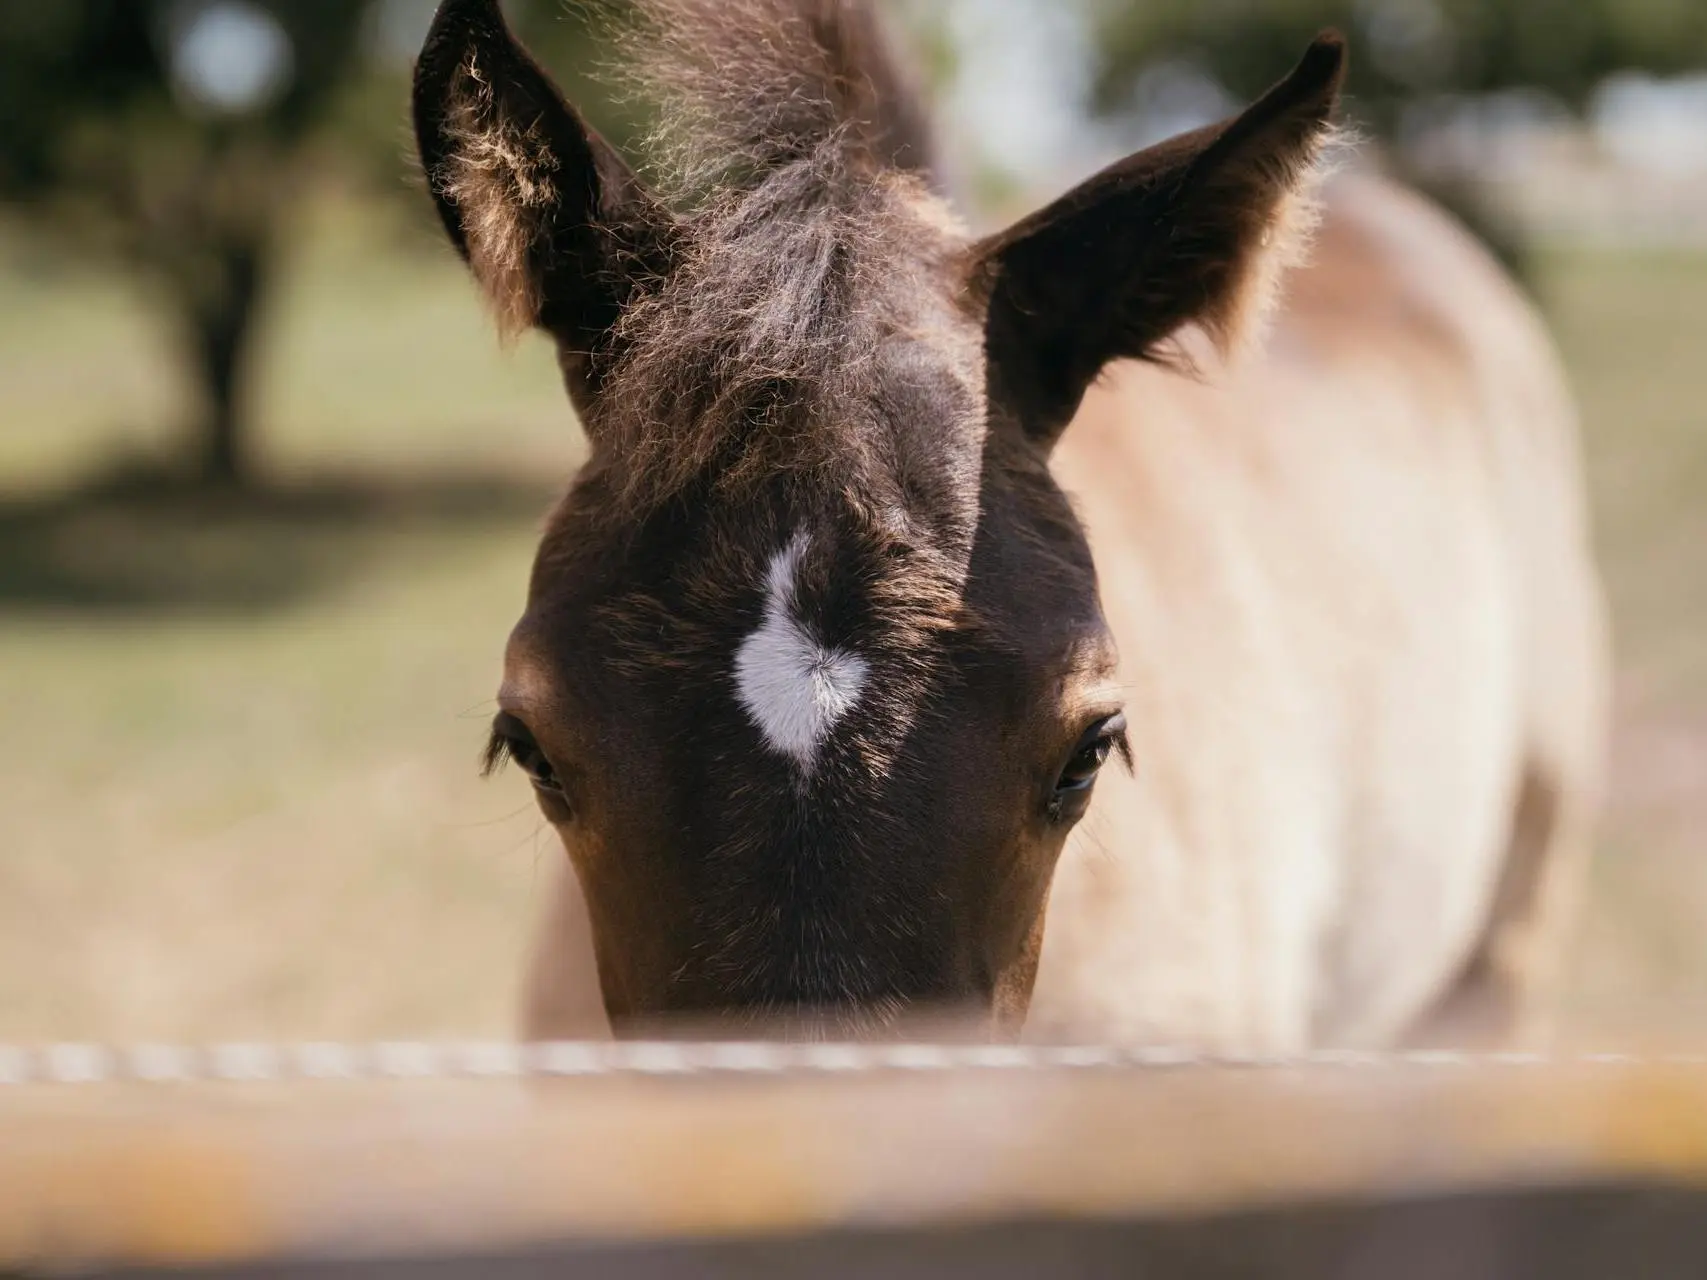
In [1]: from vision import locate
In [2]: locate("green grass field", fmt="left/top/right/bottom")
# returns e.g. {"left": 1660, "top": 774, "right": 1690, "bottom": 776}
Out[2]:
{"left": 1, "top": 205, "right": 1703, "bottom": 1044}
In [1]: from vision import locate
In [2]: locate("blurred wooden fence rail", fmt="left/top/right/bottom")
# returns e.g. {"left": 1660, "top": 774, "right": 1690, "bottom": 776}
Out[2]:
{"left": 4, "top": 1045, "right": 1707, "bottom": 1278}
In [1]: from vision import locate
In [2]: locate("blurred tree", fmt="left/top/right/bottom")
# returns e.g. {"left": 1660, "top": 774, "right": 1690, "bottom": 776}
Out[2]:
{"left": 0, "top": 0, "right": 624, "bottom": 486}
{"left": 0, "top": 1, "right": 375, "bottom": 483}
{"left": 1092, "top": 0, "right": 1707, "bottom": 131}
{"left": 1086, "top": 0, "right": 1707, "bottom": 267}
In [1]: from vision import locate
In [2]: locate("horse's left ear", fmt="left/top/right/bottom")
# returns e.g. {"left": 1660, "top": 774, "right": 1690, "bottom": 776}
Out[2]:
{"left": 413, "top": 0, "right": 675, "bottom": 406}
{"left": 971, "top": 33, "right": 1348, "bottom": 447}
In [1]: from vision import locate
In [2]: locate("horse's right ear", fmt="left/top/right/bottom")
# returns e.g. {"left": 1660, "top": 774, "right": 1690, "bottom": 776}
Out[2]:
{"left": 413, "top": 0, "right": 673, "bottom": 404}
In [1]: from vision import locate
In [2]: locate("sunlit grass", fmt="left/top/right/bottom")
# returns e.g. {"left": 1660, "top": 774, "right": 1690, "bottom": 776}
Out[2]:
{"left": 1535, "top": 245, "right": 1707, "bottom": 1035}
{"left": 0, "top": 202, "right": 581, "bottom": 1039}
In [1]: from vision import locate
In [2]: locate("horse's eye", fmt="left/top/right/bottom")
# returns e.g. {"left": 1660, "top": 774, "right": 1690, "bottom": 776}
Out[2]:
{"left": 516, "top": 742, "right": 563, "bottom": 794}
{"left": 1051, "top": 713, "right": 1127, "bottom": 806}
{"left": 1057, "top": 739, "right": 1111, "bottom": 793}
{"left": 487, "top": 713, "right": 563, "bottom": 795}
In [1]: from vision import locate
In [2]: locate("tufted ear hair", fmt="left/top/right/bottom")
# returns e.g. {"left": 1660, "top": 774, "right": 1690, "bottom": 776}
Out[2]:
{"left": 413, "top": 0, "right": 676, "bottom": 407}
{"left": 970, "top": 33, "right": 1349, "bottom": 448}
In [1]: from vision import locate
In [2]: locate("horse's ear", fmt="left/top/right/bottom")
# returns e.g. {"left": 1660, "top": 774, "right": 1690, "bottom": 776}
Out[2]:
{"left": 970, "top": 34, "right": 1348, "bottom": 447}
{"left": 413, "top": 0, "right": 674, "bottom": 404}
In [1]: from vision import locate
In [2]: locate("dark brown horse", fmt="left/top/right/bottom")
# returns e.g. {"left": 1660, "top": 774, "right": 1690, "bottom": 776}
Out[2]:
{"left": 413, "top": 0, "right": 1607, "bottom": 1046}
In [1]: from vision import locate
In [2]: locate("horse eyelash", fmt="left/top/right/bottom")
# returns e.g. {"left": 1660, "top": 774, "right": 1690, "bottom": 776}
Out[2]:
{"left": 1112, "top": 729, "right": 1135, "bottom": 775}
{"left": 481, "top": 730, "right": 515, "bottom": 778}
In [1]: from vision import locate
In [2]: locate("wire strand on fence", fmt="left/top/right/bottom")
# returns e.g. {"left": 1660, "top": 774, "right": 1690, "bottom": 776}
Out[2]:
{"left": 1, "top": 1040, "right": 1702, "bottom": 1085}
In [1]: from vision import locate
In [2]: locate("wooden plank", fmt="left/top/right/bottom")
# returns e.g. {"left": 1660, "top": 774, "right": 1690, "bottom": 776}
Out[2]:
{"left": 3, "top": 1054, "right": 1707, "bottom": 1272}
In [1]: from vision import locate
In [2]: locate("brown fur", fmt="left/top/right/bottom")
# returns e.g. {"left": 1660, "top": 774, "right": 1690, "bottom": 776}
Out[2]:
{"left": 591, "top": 169, "right": 960, "bottom": 516}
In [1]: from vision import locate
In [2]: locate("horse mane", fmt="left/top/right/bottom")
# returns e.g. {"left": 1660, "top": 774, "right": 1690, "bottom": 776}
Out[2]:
{"left": 583, "top": 0, "right": 959, "bottom": 517}
{"left": 612, "top": 0, "right": 936, "bottom": 197}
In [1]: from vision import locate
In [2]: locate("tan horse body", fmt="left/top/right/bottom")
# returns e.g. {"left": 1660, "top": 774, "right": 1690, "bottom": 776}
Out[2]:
{"left": 1034, "top": 173, "right": 1606, "bottom": 1049}
{"left": 525, "top": 171, "right": 1607, "bottom": 1049}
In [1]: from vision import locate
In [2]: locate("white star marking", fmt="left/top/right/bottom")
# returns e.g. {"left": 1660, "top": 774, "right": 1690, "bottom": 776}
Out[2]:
{"left": 733, "top": 532, "right": 869, "bottom": 771}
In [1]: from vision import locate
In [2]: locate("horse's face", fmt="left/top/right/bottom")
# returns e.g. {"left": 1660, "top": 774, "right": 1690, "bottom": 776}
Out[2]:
{"left": 492, "top": 318, "right": 1125, "bottom": 1036}
{"left": 415, "top": 0, "right": 1343, "bottom": 1036}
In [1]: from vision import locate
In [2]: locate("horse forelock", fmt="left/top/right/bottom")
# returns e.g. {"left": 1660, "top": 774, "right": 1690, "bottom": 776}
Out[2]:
{"left": 612, "top": 0, "right": 937, "bottom": 197}
{"left": 589, "top": 172, "right": 967, "bottom": 514}
{"left": 567, "top": 0, "right": 966, "bottom": 522}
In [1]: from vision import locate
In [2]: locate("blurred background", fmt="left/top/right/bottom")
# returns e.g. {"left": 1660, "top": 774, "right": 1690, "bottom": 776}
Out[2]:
{"left": 0, "top": 0, "right": 1701, "bottom": 1045}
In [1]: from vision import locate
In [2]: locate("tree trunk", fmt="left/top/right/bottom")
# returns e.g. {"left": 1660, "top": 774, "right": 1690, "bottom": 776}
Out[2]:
{"left": 189, "top": 236, "right": 268, "bottom": 486}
